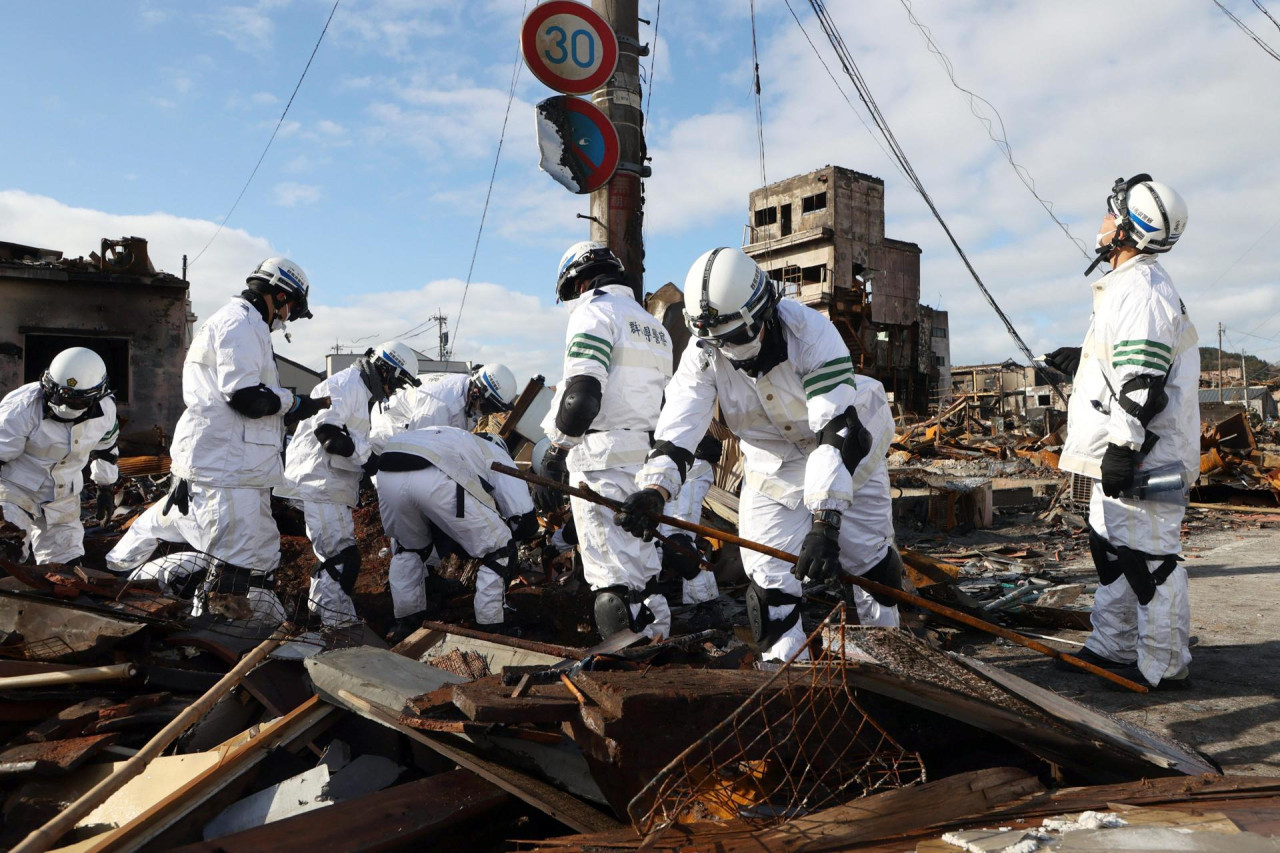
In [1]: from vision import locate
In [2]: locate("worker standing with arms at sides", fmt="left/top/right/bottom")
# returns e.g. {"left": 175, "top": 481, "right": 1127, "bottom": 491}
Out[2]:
{"left": 1051, "top": 174, "right": 1197, "bottom": 690}
{"left": 617, "top": 248, "right": 904, "bottom": 662}
{"left": 166, "top": 257, "right": 328, "bottom": 621}
{"left": 0, "top": 347, "right": 118, "bottom": 566}
{"left": 277, "top": 341, "right": 420, "bottom": 631}
{"left": 539, "top": 241, "right": 675, "bottom": 641}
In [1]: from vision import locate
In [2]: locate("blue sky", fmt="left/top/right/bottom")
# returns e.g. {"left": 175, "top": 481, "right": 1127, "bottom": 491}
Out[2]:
{"left": 5, "top": 0, "right": 1280, "bottom": 384}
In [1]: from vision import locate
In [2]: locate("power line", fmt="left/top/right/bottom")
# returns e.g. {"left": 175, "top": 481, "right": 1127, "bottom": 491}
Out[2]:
{"left": 895, "top": 0, "right": 1090, "bottom": 260}
{"left": 1251, "top": 0, "right": 1280, "bottom": 33}
{"left": 448, "top": 0, "right": 529, "bottom": 353}
{"left": 643, "top": 0, "right": 661, "bottom": 125}
{"left": 1211, "top": 0, "right": 1280, "bottom": 63}
{"left": 189, "top": 0, "right": 341, "bottom": 268}
{"left": 796, "top": 0, "right": 1065, "bottom": 399}
{"left": 749, "top": 0, "right": 768, "bottom": 190}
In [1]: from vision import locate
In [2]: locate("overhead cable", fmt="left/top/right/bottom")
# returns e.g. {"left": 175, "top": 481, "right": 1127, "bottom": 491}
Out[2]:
{"left": 797, "top": 0, "right": 1063, "bottom": 398}
{"left": 1252, "top": 0, "right": 1280, "bottom": 33}
{"left": 896, "top": 0, "right": 1090, "bottom": 260}
{"left": 1211, "top": 0, "right": 1280, "bottom": 62}
{"left": 189, "top": 0, "right": 341, "bottom": 268}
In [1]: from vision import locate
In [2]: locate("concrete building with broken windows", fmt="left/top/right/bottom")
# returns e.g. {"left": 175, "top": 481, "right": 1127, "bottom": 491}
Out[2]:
{"left": 0, "top": 237, "right": 191, "bottom": 454}
{"left": 742, "top": 165, "right": 948, "bottom": 416}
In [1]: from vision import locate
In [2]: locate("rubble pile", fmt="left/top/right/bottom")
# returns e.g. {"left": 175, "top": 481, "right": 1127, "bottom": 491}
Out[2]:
{"left": 1196, "top": 410, "right": 1280, "bottom": 505}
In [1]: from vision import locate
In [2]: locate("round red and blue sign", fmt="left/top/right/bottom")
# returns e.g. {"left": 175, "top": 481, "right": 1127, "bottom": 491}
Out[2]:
{"left": 521, "top": 1, "right": 619, "bottom": 96}
{"left": 535, "top": 95, "right": 620, "bottom": 194}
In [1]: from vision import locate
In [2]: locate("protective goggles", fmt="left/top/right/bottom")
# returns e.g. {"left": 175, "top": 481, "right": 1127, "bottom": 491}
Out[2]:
{"left": 692, "top": 319, "right": 760, "bottom": 348}
{"left": 41, "top": 373, "right": 107, "bottom": 410}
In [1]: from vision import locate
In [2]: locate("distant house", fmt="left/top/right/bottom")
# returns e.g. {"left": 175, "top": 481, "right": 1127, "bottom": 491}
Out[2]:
{"left": 0, "top": 237, "right": 191, "bottom": 454}
{"left": 274, "top": 354, "right": 325, "bottom": 397}
{"left": 1198, "top": 386, "right": 1279, "bottom": 422}
{"left": 325, "top": 349, "right": 471, "bottom": 379}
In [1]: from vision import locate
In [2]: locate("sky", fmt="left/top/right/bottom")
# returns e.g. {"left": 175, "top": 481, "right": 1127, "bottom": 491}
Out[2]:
{"left": 4, "top": 0, "right": 1280, "bottom": 386}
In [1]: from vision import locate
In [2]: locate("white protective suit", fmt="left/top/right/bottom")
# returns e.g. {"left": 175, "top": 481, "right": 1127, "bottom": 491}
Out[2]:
{"left": 277, "top": 362, "right": 381, "bottom": 627}
{"left": 376, "top": 426, "right": 532, "bottom": 626}
{"left": 0, "top": 384, "right": 119, "bottom": 564}
{"left": 1059, "top": 255, "right": 1199, "bottom": 685}
{"left": 541, "top": 283, "right": 675, "bottom": 640}
{"left": 639, "top": 299, "right": 898, "bottom": 661}
{"left": 658, "top": 458, "right": 720, "bottom": 604}
{"left": 369, "top": 371, "right": 469, "bottom": 619}
{"left": 105, "top": 500, "right": 201, "bottom": 573}
{"left": 170, "top": 296, "right": 293, "bottom": 575}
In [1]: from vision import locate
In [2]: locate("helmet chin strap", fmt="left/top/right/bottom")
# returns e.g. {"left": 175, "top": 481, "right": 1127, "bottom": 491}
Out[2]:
{"left": 1083, "top": 243, "right": 1114, "bottom": 277}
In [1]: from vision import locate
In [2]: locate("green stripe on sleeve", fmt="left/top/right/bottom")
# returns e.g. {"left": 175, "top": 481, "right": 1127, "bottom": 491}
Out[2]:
{"left": 817, "top": 355, "right": 852, "bottom": 369}
{"left": 1114, "top": 338, "right": 1172, "bottom": 354}
{"left": 805, "top": 376, "right": 855, "bottom": 399}
{"left": 567, "top": 349, "right": 610, "bottom": 369}
{"left": 803, "top": 366, "right": 855, "bottom": 390}
{"left": 568, "top": 339, "right": 612, "bottom": 358}
{"left": 571, "top": 332, "right": 613, "bottom": 349}
{"left": 1112, "top": 358, "right": 1172, "bottom": 372}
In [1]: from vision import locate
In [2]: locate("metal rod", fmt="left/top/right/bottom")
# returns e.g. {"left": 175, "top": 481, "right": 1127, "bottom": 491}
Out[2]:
{"left": 493, "top": 462, "right": 1149, "bottom": 694}
{"left": 0, "top": 663, "right": 137, "bottom": 690}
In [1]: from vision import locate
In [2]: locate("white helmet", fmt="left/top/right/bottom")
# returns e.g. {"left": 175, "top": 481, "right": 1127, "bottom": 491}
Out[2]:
{"left": 530, "top": 436, "right": 554, "bottom": 477}
{"left": 42, "top": 347, "right": 110, "bottom": 418}
{"left": 683, "top": 247, "right": 778, "bottom": 348}
{"left": 1111, "top": 176, "right": 1187, "bottom": 253}
{"left": 469, "top": 363, "right": 518, "bottom": 415}
{"left": 556, "top": 240, "right": 624, "bottom": 302}
{"left": 477, "top": 431, "right": 510, "bottom": 457}
{"left": 372, "top": 340, "right": 421, "bottom": 391}
{"left": 247, "top": 257, "right": 312, "bottom": 319}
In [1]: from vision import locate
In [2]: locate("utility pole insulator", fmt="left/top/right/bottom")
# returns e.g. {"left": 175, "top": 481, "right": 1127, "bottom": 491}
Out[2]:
{"left": 590, "top": 0, "right": 646, "bottom": 299}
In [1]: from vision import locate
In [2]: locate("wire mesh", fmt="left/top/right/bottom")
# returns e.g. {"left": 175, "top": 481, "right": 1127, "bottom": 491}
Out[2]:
{"left": 627, "top": 603, "right": 926, "bottom": 836}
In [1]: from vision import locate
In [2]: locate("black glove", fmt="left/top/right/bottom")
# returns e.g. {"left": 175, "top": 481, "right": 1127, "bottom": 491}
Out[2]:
{"left": 1100, "top": 443, "right": 1138, "bottom": 498}
{"left": 95, "top": 485, "right": 116, "bottom": 526}
{"left": 614, "top": 488, "right": 666, "bottom": 541}
{"left": 793, "top": 516, "right": 841, "bottom": 582}
{"left": 533, "top": 446, "right": 570, "bottom": 512}
{"left": 292, "top": 394, "right": 330, "bottom": 421}
{"left": 509, "top": 510, "right": 540, "bottom": 543}
{"left": 314, "top": 423, "right": 356, "bottom": 457}
{"left": 1044, "top": 346, "right": 1082, "bottom": 376}
{"left": 661, "top": 532, "right": 703, "bottom": 581}
{"left": 362, "top": 452, "right": 381, "bottom": 476}
{"left": 162, "top": 478, "right": 191, "bottom": 516}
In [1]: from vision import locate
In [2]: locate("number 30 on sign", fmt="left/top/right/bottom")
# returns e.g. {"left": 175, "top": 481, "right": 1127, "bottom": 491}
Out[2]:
{"left": 521, "top": 1, "right": 619, "bottom": 96}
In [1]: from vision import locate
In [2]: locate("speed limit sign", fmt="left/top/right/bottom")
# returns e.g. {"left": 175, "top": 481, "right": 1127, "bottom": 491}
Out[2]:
{"left": 521, "top": 1, "right": 619, "bottom": 96}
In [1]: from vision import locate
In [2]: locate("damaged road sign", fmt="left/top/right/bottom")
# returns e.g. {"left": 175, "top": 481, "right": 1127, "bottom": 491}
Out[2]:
{"left": 521, "top": 1, "right": 618, "bottom": 96}
{"left": 535, "top": 95, "right": 619, "bottom": 194}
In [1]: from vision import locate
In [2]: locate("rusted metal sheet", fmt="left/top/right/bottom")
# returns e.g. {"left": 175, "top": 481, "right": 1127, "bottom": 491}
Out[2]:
{"left": 0, "top": 734, "right": 118, "bottom": 776}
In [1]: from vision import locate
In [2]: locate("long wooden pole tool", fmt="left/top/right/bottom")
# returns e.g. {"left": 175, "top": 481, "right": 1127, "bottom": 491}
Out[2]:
{"left": 13, "top": 625, "right": 292, "bottom": 853}
{"left": 493, "top": 462, "right": 1147, "bottom": 694}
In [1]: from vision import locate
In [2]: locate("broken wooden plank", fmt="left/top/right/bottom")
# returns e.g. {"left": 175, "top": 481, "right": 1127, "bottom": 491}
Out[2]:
{"left": 338, "top": 689, "right": 624, "bottom": 835}
{"left": 451, "top": 674, "right": 581, "bottom": 724}
{"left": 169, "top": 770, "right": 510, "bottom": 853}
{"left": 304, "top": 645, "right": 464, "bottom": 715}
{"left": 200, "top": 765, "right": 333, "bottom": 841}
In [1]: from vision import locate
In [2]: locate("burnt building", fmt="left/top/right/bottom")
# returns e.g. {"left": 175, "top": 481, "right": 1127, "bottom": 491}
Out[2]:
{"left": 742, "top": 165, "right": 947, "bottom": 415}
{"left": 0, "top": 237, "right": 191, "bottom": 453}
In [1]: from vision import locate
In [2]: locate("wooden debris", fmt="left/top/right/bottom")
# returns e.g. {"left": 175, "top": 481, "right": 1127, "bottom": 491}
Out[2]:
{"left": 0, "top": 734, "right": 119, "bottom": 777}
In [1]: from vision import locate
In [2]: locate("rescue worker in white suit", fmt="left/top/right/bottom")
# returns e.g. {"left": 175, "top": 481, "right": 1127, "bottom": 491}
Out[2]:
{"left": 167, "top": 257, "right": 328, "bottom": 618}
{"left": 276, "top": 341, "right": 421, "bottom": 628}
{"left": 1049, "top": 174, "right": 1197, "bottom": 690}
{"left": 372, "top": 363, "right": 519, "bottom": 628}
{"left": 0, "top": 347, "right": 119, "bottom": 565}
{"left": 539, "top": 241, "right": 675, "bottom": 641}
{"left": 376, "top": 426, "right": 537, "bottom": 640}
{"left": 617, "top": 248, "right": 904, "bottom": 662}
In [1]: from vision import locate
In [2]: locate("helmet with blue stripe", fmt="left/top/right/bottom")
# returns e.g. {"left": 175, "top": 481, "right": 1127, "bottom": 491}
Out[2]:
{"left": 372, "top": 340, "right": 421, "bottom": 391}
{"left": 469, "top": 363, "right": 518, "bottom": 415}
{"left": 247, "top": 257, "right": 313, "bottom": 319}
{"left": 1107, "top": 175, "right": 1187, "bottom": 254}
{"left": 683, "top": 247, "right": 779, "bottom": 348}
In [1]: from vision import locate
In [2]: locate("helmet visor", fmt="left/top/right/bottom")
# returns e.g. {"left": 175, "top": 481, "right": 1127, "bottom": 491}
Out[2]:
{"left": 42, "top": 372, "right": 106, "bottom": 410}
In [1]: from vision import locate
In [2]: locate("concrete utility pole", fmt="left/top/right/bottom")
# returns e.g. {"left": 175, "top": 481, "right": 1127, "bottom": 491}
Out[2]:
{"left": 590, "top": 0, "right": 649, "bottom": 298}
{"left": 1218, "top": 321, "right": 1224, "bottom": 403}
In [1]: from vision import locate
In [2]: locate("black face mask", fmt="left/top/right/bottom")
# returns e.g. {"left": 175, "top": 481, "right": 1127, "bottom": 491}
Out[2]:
{"left": 727, "top": 316, "right": 788, "bottom": 378}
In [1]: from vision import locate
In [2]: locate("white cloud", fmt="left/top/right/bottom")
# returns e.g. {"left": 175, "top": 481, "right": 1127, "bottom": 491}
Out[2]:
{"left": 0, "top": 191, "right": 570, "bottom": 385}
{"left": 207, "top": 3, "right": 277, "bottom": 50}
{"left": 251, "top": 91, "right": 279, "bottom": 106}
{"left": 271, "top": 182, "right": 322, "bottom": 207}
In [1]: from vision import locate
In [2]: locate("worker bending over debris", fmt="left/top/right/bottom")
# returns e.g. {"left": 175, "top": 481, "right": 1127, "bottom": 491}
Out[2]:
{"left": 0, "top": 347, "right": 118, "bottom": 565}
{"left": 657, "top": 433, "right": 723, "bottom": 626}
{"left": 540, "top": 241, "right": 675, "bottom": 642}
{"left": 1052, "top": 174, "right": 1198, "bottom": 690}
{"left": 165, "top": 258, "right": 327, "bottom": 621}
{"left": 618, "top": 248, "right": 902, "bottom": 662}
{"left": 373, "top": 362, "right": 518, "bottom": 628}
{"left": 276, "top": 341, "right": 420, "bottom": 629}
{"left": 376, "top": 426, "right": 537, "bottom": 641}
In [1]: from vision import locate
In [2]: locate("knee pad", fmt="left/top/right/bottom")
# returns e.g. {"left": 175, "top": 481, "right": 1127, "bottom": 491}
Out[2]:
{"left": 745, "top": 581, "right": 802, "bottom": 649}
{"left": 318, "top": 544, "right": 362, "bottom": 595}
{"left": 594, "top": 586, "right": 634, "bottom": 639}
{"left": 211, "top": 563, "right": 274, "bottom": 595}
{"left": 1114, "top": 546, "right": 1178, "bottom": 606}
{"left": 860, "top": 547, "right": 904, "bottom": 607}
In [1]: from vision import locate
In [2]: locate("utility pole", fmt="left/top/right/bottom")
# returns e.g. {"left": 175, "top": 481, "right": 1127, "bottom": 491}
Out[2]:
{"left": 590, "top": 0, "right": 649, "bottom": 298}
{"left": 1218, "top": 321, "right": 1224, "bottom": 403}
{"left": 1241, "top": 348, "right": 1248, "bottom": 407}
{"left": 432, "top": 310, "right": 450, "bottom": 361}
